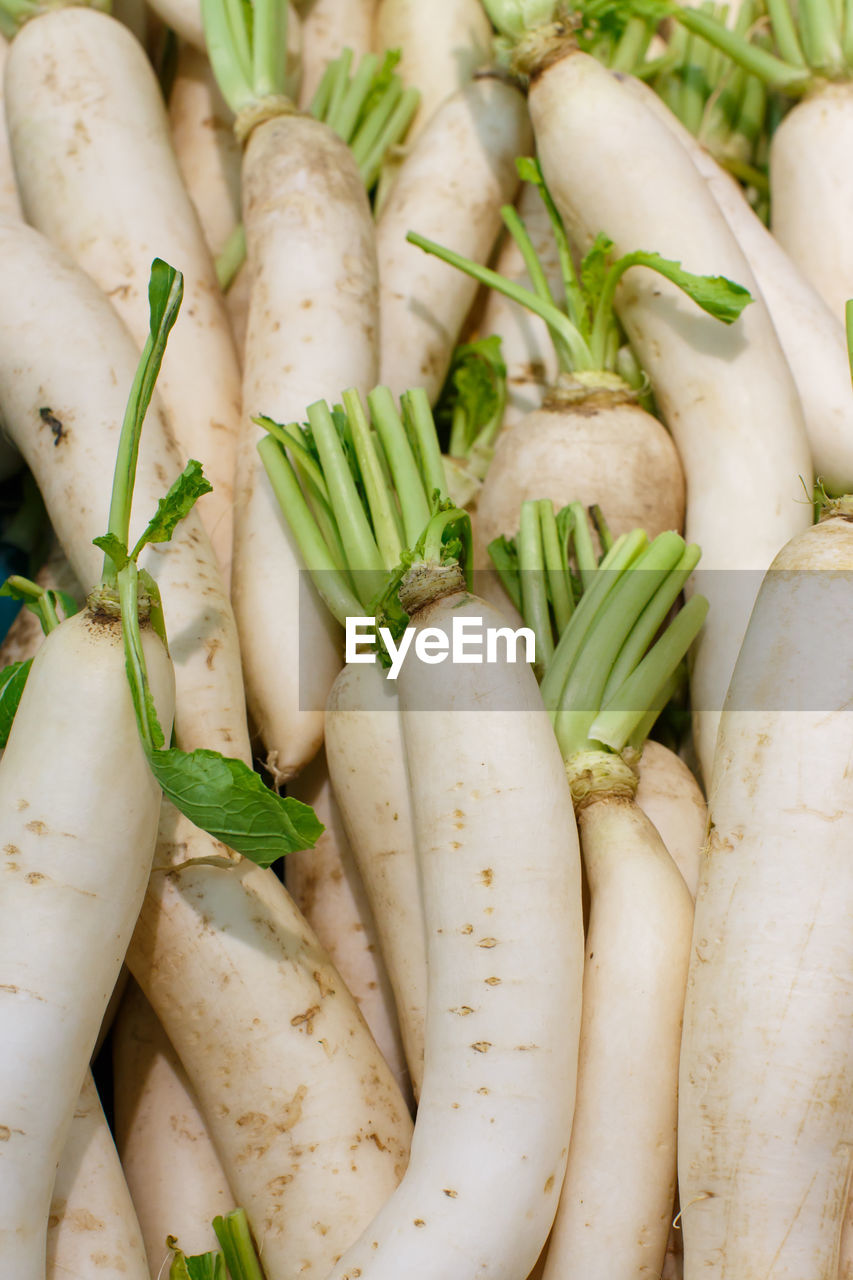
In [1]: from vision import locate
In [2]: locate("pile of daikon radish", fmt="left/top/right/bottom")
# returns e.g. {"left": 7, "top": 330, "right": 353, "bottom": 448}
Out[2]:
{"left": 0, "top": 0, "right": 851, "bottom": 1276}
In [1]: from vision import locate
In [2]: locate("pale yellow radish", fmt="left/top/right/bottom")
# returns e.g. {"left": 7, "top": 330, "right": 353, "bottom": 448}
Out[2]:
{"left": 5, "top": 8, "right": 241, "bottom": 578}
{"left": 48, "top": 1071, "right": 151, "bottom": 1280}
{"left": 286, "top": 749, "right": 412, "bottom": 1106}
{"left": 377, "top": 77, "right": 531, "bottom": 403}
{"left": 128, "top": 803, "right": 413, "bottom": 1280}
{"left": 112, "top": 978, "right": 236, "bottom": 1273}
{"left": 325, "top": 660, "right": 427, "bottom": 1098}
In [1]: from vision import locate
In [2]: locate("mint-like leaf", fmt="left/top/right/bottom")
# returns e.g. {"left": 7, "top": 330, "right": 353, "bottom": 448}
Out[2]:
{"left": 147, "top": 748, "right": 324, "bottom": 866}
{"left": 625, "top": 250, "right": 752, "bottom": 323}
{"left": 0, "top": 659, "right": 31, "bottom": 747}
{"left": 131, "top": 459, "right": 212, "bottom": 558}
{"left": 93, "top": 534, "right": 130, "bottom": 574}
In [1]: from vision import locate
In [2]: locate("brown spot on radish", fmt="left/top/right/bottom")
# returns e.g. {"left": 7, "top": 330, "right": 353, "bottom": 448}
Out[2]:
{"left": 291, "top": 1005, "right": 321, "bottom": 1033}
{"left": 478, "top": 937, "right": 498, "bottom": 948}
{"left": 413, "top": 1219, "right": 426, "bottom": 1228}
{"left": 515, "top": 1044, "right": 539, "bottom": 1051}
{"left": 460, "top": 924, "right": 473, "bottom": 935}
{"left": 479, "top": 868, "right": 494, "bottom": 886}
{"left": 477, "top": 1087, "right": 489, "bottom": 1095}
{"left": 47, "top": 1213, "right": 61, "bottom": 1229}
{"left": 443, "top": 1189, "right": 458, "bottom": 1198}
{"left": 368, "top": 1132, "right": 387, "bottom": 1151}
{"left": 26, "top": 872, "right": 45, "bottom": 884}
{"left": 68, "top": 1208, "right": 103, "bottom": 1231}
{"left": 484, "top": 976, "right": 501, "bottom": 986}
{"left": 471, "top": 1041, "right": 492, "bottom": 1053}
{"left": 205, "top": 638, "right": 221, "bottom": 669}
{"left": 4, "top": 845, "right": 18, "bottom": 856}
{"left": 313, "top": 970, "right": 335, "bottom": 1000}
{"left": 25, "top": 818, "right": 46, "bottom": 834}
{"left": 451, "top": 1006, "right": 474, "bottom": 1015}
{"left": 16, "top": 799, "right": 28, "bottom": 810}
{"left": 544, "top": 1176, "right": 555, "bottom": 1194}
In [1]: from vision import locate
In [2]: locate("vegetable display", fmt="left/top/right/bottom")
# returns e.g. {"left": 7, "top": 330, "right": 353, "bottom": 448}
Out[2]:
{"left": 0, "top": 2, "right": 851, "bottom": 1279}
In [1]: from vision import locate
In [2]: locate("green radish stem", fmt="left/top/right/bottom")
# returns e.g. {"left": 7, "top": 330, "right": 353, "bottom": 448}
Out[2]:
{"left": 408, "top": 157, "right": 751, "bottom": 388}
{"left": 491, "top": 499, "right": 708, "bottom": 759}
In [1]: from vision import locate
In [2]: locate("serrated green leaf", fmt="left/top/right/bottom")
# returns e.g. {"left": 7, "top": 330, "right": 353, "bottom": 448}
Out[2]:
{"left": 147, "top": 747, "right": 324, "bottom": 866}
{"left": 627, "top": 250, "right": 752, "bottom": 322}
{"left": 93, "top": 533, "right": 130, "bottom": 575}
{"left": 131, "top": 459, "right": 213, "bottom": 559}
{"left": 0, "top": 659, "right": 31, "bottom": 747}
{"left": 580, "top": 234, "right": 615, "bottom": 314}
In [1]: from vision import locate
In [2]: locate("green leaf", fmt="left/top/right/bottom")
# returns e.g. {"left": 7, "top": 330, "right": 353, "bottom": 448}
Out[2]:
{"left": 580, "top": 234, "right": 615, "bottom": 315}
{"left": 0, "top": 659, "right": 31, "bottom": 747}
{"left": 147, "top": 747, "right": 324, "bottom": 867}
{"left": 131, "top": 460, "right": 213, "bottom": 559}
{"left": 169, "top": 1245, "right": 226, "bottom": 1280}
{"left": 93, "top": 533, "right": 130, "bottom": 575}
{"left": 46, "top": 589, "right": 79, "bottom": 622}
{"left": 623, "top": 250, "right": 752, "bottom": 322}
{"left": 148, "top": 259, "right": 183, "bottom": 340}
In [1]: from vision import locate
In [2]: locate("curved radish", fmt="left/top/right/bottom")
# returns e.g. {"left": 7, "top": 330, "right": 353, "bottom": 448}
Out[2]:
{"left": 112, "top": 977, "right": 236, "bottom": 1272}
{"left": 678, "top": 504, "right": 853, "bottom": 1279}
{"left": 48, "top": 1071, "right": 150, "bottom": 1280}
{"left": 0, "top": 218, "right": 250, "bottom": 760}
{"left": 541, "top": 792, "right": 693, "bottom": 1280}
{"left": 286, "top": 748, "right": 412, "bottom": 1106}
{"left": 234, "top": 116, "right": 374, "bottom": 780}
{"left": 325, "top": 659, "right": 427, "bottom": 1099}
{"left": 634, "top": 738, "right": 706, "bottom": 899}
{"left": 324, "top": 586, "right": 583, "bottom": 1280}
{"left": 0, "top": 607, "right": 174, "bottom": 1280}
{"left": 770, "top": 85, "right": 853, "bottom": 329}
{"left": 169, "top": 43, "right": 242, "bottom": 264}
{"left": 377, "top": 77, "right": 531, "bottom": 403}
{"left": 128, "top": 804, "right": 414, "bottom": 1280}
{"left": 525, "top": 47, "right": 811, "bottom": 781}
{"left": 618, "top": 70, "right": 853, "bottom": 496}
{"left": 5, "top": 7, "right": 242, "bottom": 578}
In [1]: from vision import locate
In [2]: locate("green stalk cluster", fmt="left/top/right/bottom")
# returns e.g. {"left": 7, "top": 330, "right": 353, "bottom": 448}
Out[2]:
{"left": 258, "top": 385, "right": 471, "bottom": 641}
{"left": 309, "top": 49, "right": 420, "bottom": 189}
{"left": 491, "top": 500, "right": 708, "bottom": 758}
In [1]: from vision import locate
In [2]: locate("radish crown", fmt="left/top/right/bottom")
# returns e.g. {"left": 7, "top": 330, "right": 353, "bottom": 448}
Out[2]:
{"left": 491, "top": 500, "right": 707, "bottom": 767}
{"left": 408, "top": 156, "right": 752, "bottom": 394}
{"left": 257, "top": 385, "right": 472, "bottom": 657}
{"left": 202, "top": 0, "right": 418, "bottom": 177}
